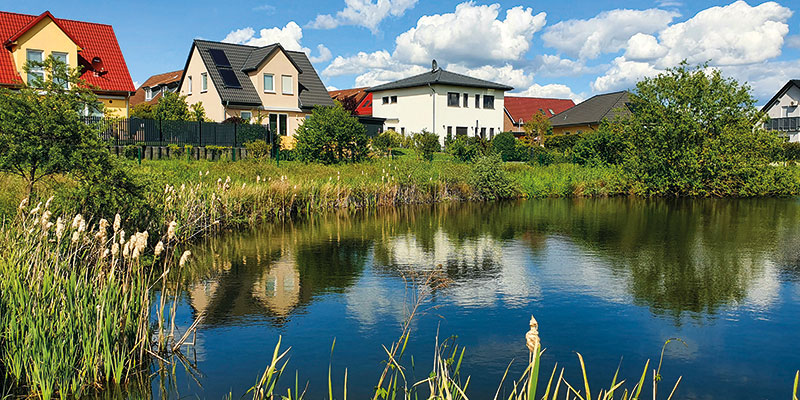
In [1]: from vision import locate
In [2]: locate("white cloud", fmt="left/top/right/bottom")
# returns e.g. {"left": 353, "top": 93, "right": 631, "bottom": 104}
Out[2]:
{"left": 723, "top": 61, "right": 800, "bottom": 101}
{"left": 542, "top": 8, "right": 679, "bottom": 60}
{"left": 591, "top": 56, "right": 661, "bottom": 92}
{"left": 222, "top": 22, "right": 333, "bottom": 66}
{"left": 536, "top": 54, "right": 605, "bottom": 77}
{"left": 624, "top": 33, "right": 667, "bottom": 61}
{"left": 253, "top": 4, "right": 275, "bottom": 13}
{"left": 309, "top": 44, "right": 332, "bottom": 64}
{"left": 514, "top": 83, "right": 584, "bottom": 102}
{"left": 307, "top": 0, "right": 419, "bottom": 34}
{"left": 323, "top": 50, "right": 396, "bottom": 77}
{"left": 326, "top": 85, "right": 339, "bottom": 91}
{"left": 447, "top": 63, "right": 582, "bottom": 101}
{"left": 353, "top": 65, "right": 428, "bottom": 87}
{"left": 393, "top": 2, "right": 546, "bottom": 66}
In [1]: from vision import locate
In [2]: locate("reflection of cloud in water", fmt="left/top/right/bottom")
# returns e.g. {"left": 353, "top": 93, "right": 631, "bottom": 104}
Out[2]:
{"left": 344, "top": 269, "right": 407, "bottom": 329}
{"left": 742, "top": 260, "right": 780, "bottom": 313}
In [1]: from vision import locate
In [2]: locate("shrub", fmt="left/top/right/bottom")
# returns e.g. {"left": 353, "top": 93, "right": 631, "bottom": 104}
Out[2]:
{"left": 245, "top": 140, "right": 271, "bottom": 160}
{"left": 572, "top": 123, "right": 629, "bottom": 166}
{"left": 123, "top": 144, "right": 142, "bottom": 159}
{"left": 469, "top": 154, "right": 517, "bottom": 200}
{"left": 447, "top": 135, "right": 490, "bottom": 162}
{"left": 294, "top": 104, "right": 369, "bottom": 164}
{"left": 544, "top": 134, "right": 582, "bottom": 153}
{"left": 491, "top": 132, "right": 518, "bottom": 161}
{"left": 528, "top": 146, "right": 557, "bottom": 166}
{"left": 223, "top": 116, "right": 247, "bottom": 124}
{"left": 372, "top": 129, "right": 403, "bottom": 156}
{"left": 413, "top": 130, "right": 441, "bottom": 161}
{"left": 167, "top": 143, "right": 184, "bottom": 158}
{"left": 783, "top": 141, "right": 800, "bottom": 162}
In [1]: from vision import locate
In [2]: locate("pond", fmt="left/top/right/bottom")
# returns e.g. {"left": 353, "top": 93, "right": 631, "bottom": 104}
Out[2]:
{"left": 152, "top": 198, "right": 800, "bottom": 399}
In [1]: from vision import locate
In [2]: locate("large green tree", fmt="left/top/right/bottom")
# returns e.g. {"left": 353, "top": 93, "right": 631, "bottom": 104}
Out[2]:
{"left": 621, "top": 62, "right": 782, "bottom": 196}
{"left": 294, "top": 103, "right": 369, "bottom": 164}
{"left": 0, "top": 56, "right": 105, "bottom": 196}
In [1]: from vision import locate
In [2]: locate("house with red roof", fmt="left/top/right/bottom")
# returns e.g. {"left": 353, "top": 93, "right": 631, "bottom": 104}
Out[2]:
{"left": 329, "top": 87, "right": 373, "bottom": 116}
{"left": 131, "top": 70, "right": 184, "bottom": 107}
{"left": 503, "top": 96, "right": 575, "bottom": 135}
{"left": 0, "top": 10, "right": 135, "bottom": 116}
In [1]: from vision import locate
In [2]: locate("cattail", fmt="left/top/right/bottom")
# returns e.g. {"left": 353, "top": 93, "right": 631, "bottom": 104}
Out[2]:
{"left": 113, "top": 213, "right": 121, "bottom": 232}
{"left": 18, "top": 198, "right": 28, "bottom": 210}
{"left": 98, "top": 218, "right": 109, "bottom": 231}
{"left": 119, "top": 230, "right": 126, "bottom": 246}
{"left": 111, "top": 243, "right": 120, "bottom": 258}
{"left": 55, "top": 217, "right": 65, "bottom": 239}
{"left": 167, "top": 221, "right": 177, "bottom": 241}
{"left": 30, "top": 202, "right": 42, "bottom": 215}
{"left": 40, "top": 210, "right": 52, "bottom": 227}
{"left": 77, "top": 218, "right": 86, "bottom": 233}
{"left": 179, "top": 250, "right": 192, "bottom": 267}
{"left": 122, "top": 241, "right": 131, "bottom": 258}
{"left": 72, "top": 214, "right": 83, "bottom": 230}
{"left": 154, "top": 241, "right": 164, "bottom": 257}
{"left": 525, "top": 315, "right": 540, "bottom": 354}
{"left": 71, "top": 231, "right": 80, "bottom": 243}
{"left": 131, "top": 246, "right": 140, "bottom": 260}
{"left": 44, "top": 196, "right": 54, "bottom": 210}
{"left": 101, "top": 248, "right": 110, "bottom": 259}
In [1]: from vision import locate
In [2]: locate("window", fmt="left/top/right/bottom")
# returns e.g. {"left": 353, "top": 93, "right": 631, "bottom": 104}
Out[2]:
{"left": 447, "top": 92, "right": 460, "bottom": 107}
{"left": 52, "top": 52, "right": 68, "bottom": 88}
{"left": 456, "top": 127, "right": 468, "bottom": 136}
{"left": 548, "top": 108, "right": 554, "bottom": 115}
{"left": 145, "top": 88, "right": 153, "bottom": 101}
{"left": 489, "top": 128, "right": 494, "bottom": 138}
{"left": 463, "top": 93, "right": 469, "bottom": 108}
{"left": 401, "top": 127, "right": 405, "bottom": 134}
{"left": 390, "top": 96, "right": 397, "bottom": 104}
{"left": 539, "top": 108, "right": 545, "bottom": 115}
{"left": 187, "top": 76, "right": 192, "bottom": 95}
{"left": 281, "top": 75, "right": 293, "bottom": 95}
{"left": 241, "top": 111, "right": 252, "bottom": 120}
{"left": 447, "top": 126, "right": 452, "bottom": 136}
{"left": 475, "top": 94, "right": 481, "bottom": 108}
{"left": 269, "top": 113, "right": 289, "bottom": 135}
{"left": 201, "top": 73, "right": 208, "bottom": 92}
{"left": 483, "top": 95, "right": 495, "bottom": 109}
{"left": 263, "top": 73, "right": 274, "bottom": 92}
{"left": 480, "top": 127, "right": 486, "bottom": 139}
{"left": 783, "top": 106, "right": 791, "bottom": 117}
{"left": 26, "top": 50, "right": 44, "bottom": 86}
{"left": 388, "top": 127, "right": 395, "bottom": 132}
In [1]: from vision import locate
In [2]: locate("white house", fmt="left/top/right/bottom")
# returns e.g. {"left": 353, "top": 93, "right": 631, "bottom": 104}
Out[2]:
{"left": 367, "top": 61, "right": 513, "bottom": 144}
{"left": 762, "top": 80, "right": 800, "bottom": 142}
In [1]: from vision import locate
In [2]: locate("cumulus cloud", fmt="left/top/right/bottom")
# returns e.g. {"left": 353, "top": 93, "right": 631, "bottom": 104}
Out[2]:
{"left": 536, "top": 54, "right": 605, "bottom": 77}
{"left": 222, "top": 22, "right": 333, "bottom": 65}
{"left": 307, "top": 0, "right": 418, "bottom": 34}
{"left": 624, "top": 33, "right": 667, "bottom": 61}
{"left": 393, "top": 2, "right": 546, "bottom": 66}
{"left": 591, "top": 56, "right": 661, "bottom": 92}
{"left": 353, "top": 66, "right": 429, "bottom": 87}
{"left": 514, "top": 83, "right": 584, "bottom": 102}
{"left": 542, "top": 8, "right": 679, "bottom": 60}
{"left": 448, "top": 63, "right": 582, "bottom": 101}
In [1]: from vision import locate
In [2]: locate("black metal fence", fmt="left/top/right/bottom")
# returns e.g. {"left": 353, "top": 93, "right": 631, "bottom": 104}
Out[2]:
{"left": 85, "top": 117, "right": 273, "bottom": 147}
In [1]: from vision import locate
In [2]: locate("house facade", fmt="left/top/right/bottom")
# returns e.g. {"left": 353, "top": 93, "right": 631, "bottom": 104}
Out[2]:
{"left": 504, "top": 96, "right": 575, "bottom": 135}
{"left": 0, "top": 10, "right": 135, "bottom": 116}
{"left": 367, "top": 63, "right": 512, "bottom": 144}
{"left": 549, "top": 91, "right": 630, "bottom": 136}
{"left": 131, "top": 70, "right": 183, "bottom": 106}
{"left": 761, "top": 80, "right": 800, "bottom": 142}
{"left": 178, "top": 39, "right": 332, "bottom": 135}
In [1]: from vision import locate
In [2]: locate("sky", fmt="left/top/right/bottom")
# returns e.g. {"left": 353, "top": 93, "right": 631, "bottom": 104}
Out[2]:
{"left": 6, "top": 0, "right": 800, "bottom": 104}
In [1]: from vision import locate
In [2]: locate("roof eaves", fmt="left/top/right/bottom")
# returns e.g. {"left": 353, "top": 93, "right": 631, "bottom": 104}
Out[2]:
{"left": 760, "top": 80, "right": 800, "bottom": 113}
{"left": 4, "top": 11, "right": 84, "bottom": 50}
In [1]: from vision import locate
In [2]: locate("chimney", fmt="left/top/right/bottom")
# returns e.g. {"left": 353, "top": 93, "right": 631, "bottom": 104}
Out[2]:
{"left": 431, "top": 59, "right": 438, "bottom": 72}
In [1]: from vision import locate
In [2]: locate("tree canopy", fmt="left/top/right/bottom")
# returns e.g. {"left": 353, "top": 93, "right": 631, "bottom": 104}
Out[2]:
{"left": 294, "top": 103, "right": 369, "bottom": 164}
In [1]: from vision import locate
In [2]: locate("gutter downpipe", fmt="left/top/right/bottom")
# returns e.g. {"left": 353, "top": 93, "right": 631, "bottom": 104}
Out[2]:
{"left": 428, "top": 83, "right": 436, "bottom": 135}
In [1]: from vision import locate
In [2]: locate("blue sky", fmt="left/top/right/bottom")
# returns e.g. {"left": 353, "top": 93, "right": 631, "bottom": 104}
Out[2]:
{"left": 7, "top": 0, "right": 800, "bottom": 104}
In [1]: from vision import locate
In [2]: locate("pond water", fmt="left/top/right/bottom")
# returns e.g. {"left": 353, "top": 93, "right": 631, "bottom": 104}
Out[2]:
{"left": 152, "top": 198, "right": 800, "bottom": 399}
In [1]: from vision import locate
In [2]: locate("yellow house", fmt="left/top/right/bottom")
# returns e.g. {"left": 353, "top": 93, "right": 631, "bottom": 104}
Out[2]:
{"left": 178, "top": 40, "right": 333, "bottom": 135}
{"left": 0, "top": 10, "right": 135, "bottom": 117}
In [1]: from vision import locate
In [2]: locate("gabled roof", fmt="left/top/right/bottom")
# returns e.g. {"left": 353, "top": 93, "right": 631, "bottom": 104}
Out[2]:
{"left": 0, "top": 10, "right": 135, "bottom": 93}
{"left": 329, "top": 87, "right": 369, "bottom": 104}
{"left": 182, "top": 39, "right": 333, "bottom": 109}
{"left": 760, "top": 80, "right": 800, "bottom": 113}
{"left": 4, "top": 11, "right": 83, "bottom": 49}
{"left": 504, "top": 96, "right": 575, "bottom": 123}
{"left": 366, "top": 68, "right": 513, "bottom": 92}
{"left": 131, "top": 69, "right": 183, "bottom": 106}
{"left": 550, "top": 91, "right": 631, "bottom": 127}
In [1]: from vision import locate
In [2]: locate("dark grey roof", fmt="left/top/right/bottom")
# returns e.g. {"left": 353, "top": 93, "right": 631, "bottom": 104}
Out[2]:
{"left": 549, "top": 91, "right": 631, "bottom": 127}
{"left": 182, "top": 39, "right": 332, "bottom": 109}
{"left": 366, "top": 68, "right": 513, "bottom": 92}
{"left": 760, "top": 80, "right": 800, "bottom": 113}
{"left": 287, "top": 50, "right": 335, "bottom": 110}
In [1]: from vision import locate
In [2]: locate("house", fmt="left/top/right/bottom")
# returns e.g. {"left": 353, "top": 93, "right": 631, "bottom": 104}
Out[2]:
{"left": 131, "top": 70, "right": 183, "bottom": 106}
{"left": 367, "top": 61, "right": 513, "bottom": 143}
{"left": 549, "top": 91, "right": 630, "bottom": 136}
{"left": 329, "top": 87, "right": 386, "bottom": 137}
{"left": 504, "top": 96, "right": 575, "bottom": 135}
{"left": 0, "top": 10, "right": 135, "bottom": 116}
{"left": 177, "top": 39, "right": 333, "bottom": 135}
{"left": 761, "top": 80, "right": 800, "bottom": 142}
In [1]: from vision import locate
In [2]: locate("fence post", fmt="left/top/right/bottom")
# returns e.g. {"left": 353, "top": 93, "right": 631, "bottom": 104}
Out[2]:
{"left": 159, "top": 119, "right": 163, "bottom": 145}
{"left": 137, "top": 146, "right": 142, "bottom": 165}
{"left": 234, "top": 123, "right": 238, "bottom": 148}
{"left": 214, "top": 124, "right": 217, "bottom": 146}
{"left": 199, "top": 121, "right": 202, "bottom": 147}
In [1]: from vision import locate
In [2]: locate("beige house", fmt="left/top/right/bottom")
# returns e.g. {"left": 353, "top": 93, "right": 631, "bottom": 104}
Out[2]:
{"left": 178, "top": 39, "right": 332, "bottom": 135}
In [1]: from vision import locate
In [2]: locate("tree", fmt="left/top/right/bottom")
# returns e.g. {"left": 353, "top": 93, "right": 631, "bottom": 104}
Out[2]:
{"left": 189, "top": 102, "right": 207, "bottom": 122}
{"left": 522, "top": 113, "right": 552, "bottom": 146}
{"left": 154, "top": 91, "right": 191, "bottom": 121}
{"left": 294, "top": 103, "right": 369, "bottom": 164}
{"left": 491, "top": 131, "right": 517, "bottom": 161}
{"left": 372, "top": 129, "right": 402, "bottom": 156}
{"left": 621, "top": 62, "right": 782, "bottom": 196}
{"left": 413, "top": 130, "right": 441, "bottom": 161}
{"left": 0, "top": 56, "right": 106, "bottom": 196}
{"left": 131, "top": 102, "right": 155, "bottom": 119}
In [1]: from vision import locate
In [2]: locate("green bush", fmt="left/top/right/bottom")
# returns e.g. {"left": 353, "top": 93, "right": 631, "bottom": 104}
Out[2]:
{"left": 572, "top": 123, "right": 629, "bottom": 166}
{"left": 491, "top": 132, "right": 517, "bottom": 161}
{"left": 413, "top": 130, "right": 441, "bottom": 161}
{"left": 783, "top": 141, "right": 800, "bottom": 162}
{"left": 295, "top": 103, "right": 369, "bottom": 164}
{"left": 544, "top": 134, "right": 582, "bottom": 153}
{"left": 469, "top": 154, "right": 517, "bottom": 200}
{"left": 123, "top": 144, "right": 141, "bottom": 159}
{"left": 245, "top": 140, "right": 271, "bottom": 160}
{"left": 372, "top": 129, "right": 403, "bottom": 156}
{"left": 167, "top": 143, "right": 183, "bottom": 158}
{"left": 446, "top": 135, "right": 490, "bottom": 162}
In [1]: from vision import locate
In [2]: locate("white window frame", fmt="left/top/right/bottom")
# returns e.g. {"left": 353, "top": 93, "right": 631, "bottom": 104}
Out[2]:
{"left": 201, "top": 72, "right": 208, "bottom": 92}
{"left": 187, "top": 76, "right": 192, "bottom": 95}
{"left": 281, "top": 75, "right": 293, "bottom": 95}
{"left": 263, "top": 73, "right": 275, "bottom": 93}
{"left": 241, "top": 111, "right": 252, "bottom": 120}
{"left": 145, "top": 87, "right": 153, "bottom": 101}
{"left": 26, "top": 49, "right": 44, "bottom": 85}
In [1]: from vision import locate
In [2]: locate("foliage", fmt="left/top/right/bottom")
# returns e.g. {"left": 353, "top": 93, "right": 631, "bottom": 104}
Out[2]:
{"left": 123, "top": 144, "right": 142, "bottom": 159}
{"left": 372, "top": 129, "right": 403, "bottom": 156}
{"left": 189, "top": 102, "right": 207, "bottom": 122}
{"left": 491, "top": 131, "right": 517, "bottom": 161}
{"left": 131, "top": 102, "right": 156, "bottom": 119}
{"left": 223, "top": 116, "right": 247, "bottom": 124}
{"left": 572, "top": 122, "right": 630, "bottom": 166}
{"left": 469, "top": 154, "right": 517, "bottom": 200}
{"left": 294, "top": 104, "right": 369, "bottom": 164}
{"left": 544, "top": 134, "right": 582, "bottom": 153}
{"left": 154, "top": 92, "right": 192, "bottom": 121}
{"left": 413, "top": 130, "right": 442, "bottom": 161}
{"left": 621, "top": 62, "right": 783, "bottom": 196}
{"left": 0, "top": 56, "right": 106, "bottom": 196}
{"left": 245, "top": 140, "right": 271, "bottom": 160}
{"left": 447, "top": 135, "right": 490, "bottom": 162}
{"left": 522, "top": 113, "right": 552, "bottom": 145}
{"left": 783, "top": 141, "right": 800, "bottom": 162}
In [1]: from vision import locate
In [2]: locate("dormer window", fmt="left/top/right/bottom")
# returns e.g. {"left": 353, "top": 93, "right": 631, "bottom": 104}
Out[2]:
{"left": 145, "top": 87, "right": 153, "bottom": 101}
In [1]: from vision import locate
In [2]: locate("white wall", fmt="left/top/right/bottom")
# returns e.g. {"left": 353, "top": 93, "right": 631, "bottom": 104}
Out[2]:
{"left": 765, "top": 84, "right": 800, "bottom": 142}
{"left": 371, "top": 84, "right": 506, "bottom": 145}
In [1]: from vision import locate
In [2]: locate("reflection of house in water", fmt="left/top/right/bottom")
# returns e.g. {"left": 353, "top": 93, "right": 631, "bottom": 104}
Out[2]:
{"left": 251, "top": 258, "right": 300, "bottom": 317}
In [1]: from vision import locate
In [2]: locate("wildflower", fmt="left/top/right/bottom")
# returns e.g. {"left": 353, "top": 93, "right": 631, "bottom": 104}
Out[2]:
{"left": 111, "top": 243, "right": 120, "bottom": 258}
{"left": 525, "top": 315, "right": 540, "bottom": 354}
{"left": 18, "top": 198, "right": 28, "bottom": 210}
{"left": 30, "top": 202, "right": 42, "bottom": 215}
{"left": 72, "top": 214, "right": 83, "bottom": 230}
{"left": 55, "top": 217, "right": 65, "bottom": 239}
{"left": 164, "top": 184, "right": 170, "bottom": 194}
{"left": 71, "top": 231, "right": 80, "bottom": 243}
{"left": 165, "top": 196, "right": 172, "bottom": 204}
{"left": 257, "top": 175, "right": 261, "bottom": 183}
{"left": 40, "top": 210, "right": 52, "bottom": 227}
{"left": 113, "top": 213, "right": 121, "bottom": 232}
{"left": 167, "top": 221, "right": 177, "bottom": 241}
{"left": 179, "top": 250, "right": 192, "bottom": 267}
{"left": 199, "top": 170, "right": 203, "bottom": 177}
{"left": 154, "top": 241, "right": 164, "bottom": 257}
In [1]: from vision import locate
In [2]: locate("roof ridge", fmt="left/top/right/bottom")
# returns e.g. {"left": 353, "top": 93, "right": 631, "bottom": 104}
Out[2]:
{"left": 194, "top": 38, "right": 260, "bottom": 49}
{"left": 598, "top": 91, "right": 628, "bottom": 121}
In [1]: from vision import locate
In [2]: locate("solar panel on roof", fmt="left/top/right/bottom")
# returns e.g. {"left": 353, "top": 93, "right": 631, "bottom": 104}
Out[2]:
{"left": 209, "top": 49, "right": 231, "bottom": 67}
{"left": 218, "top": 68, "right": 241, "bottom": 88}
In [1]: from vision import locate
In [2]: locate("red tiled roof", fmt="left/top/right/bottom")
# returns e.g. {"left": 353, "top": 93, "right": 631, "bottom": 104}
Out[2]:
{"left": 130, "top": 69, "right": 183, "bottom": 106}
{"left": 329, "top": 87, "right": 372, "bottom": 116}
{"left": 0, "top": 10, "right": 134, "bottom": 93}
{"left": 504, "top": 96, "right": 575, "bottom": 123}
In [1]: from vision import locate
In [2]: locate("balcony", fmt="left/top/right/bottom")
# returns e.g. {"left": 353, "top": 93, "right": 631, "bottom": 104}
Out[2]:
{"left": 765, "top": 117, "right": 800, "bottom": 132}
